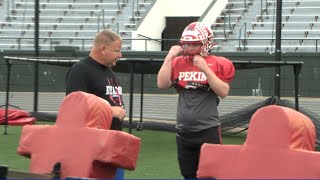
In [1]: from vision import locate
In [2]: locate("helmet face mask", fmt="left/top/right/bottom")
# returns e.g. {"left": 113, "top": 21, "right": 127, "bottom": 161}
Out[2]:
{"left": 181, "top": 42, "right": 203, "bottom": 56}
{"left": 180, "top": 22, "right": 215, "bottom": 57}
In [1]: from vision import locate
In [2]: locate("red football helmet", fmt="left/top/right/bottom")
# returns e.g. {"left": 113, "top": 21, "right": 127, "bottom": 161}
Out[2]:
{"left": 180, "top": 22, "right": 215, "bottom": 56}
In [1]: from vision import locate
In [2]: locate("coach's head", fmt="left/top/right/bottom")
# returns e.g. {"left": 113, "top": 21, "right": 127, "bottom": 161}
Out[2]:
{"left": 89, "top": 29, "right": 122, "bottom": 68}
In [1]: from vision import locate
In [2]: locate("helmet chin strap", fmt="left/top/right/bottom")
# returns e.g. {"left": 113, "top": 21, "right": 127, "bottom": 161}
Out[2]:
{"left": 182, "top": 49, "right": 206, "bottom": 59}
{"left": 200, "top": 51, "right": 206, "bottom": 56}
{"left": 182, "top": 50, "right": 196, "bottom": 60}
{"left": 181, "top": 45, "right": 201, "bottom": 57}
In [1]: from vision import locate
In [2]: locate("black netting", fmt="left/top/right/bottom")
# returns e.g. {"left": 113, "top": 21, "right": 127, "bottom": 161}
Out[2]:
{"left": 28, "top": 96, "right": 320, "bottom": 146}
{"left": 4, "top": 56, "right": 317, "bottom": 144}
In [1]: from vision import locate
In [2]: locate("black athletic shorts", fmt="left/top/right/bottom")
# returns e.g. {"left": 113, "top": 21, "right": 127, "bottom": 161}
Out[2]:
{"left": 176, "top": 126, "right": 221, "bottom": 179}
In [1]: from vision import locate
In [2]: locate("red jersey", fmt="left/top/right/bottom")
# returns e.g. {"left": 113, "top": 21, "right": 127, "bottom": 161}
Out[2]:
{"left": 171, "top": 55, "right": 235, "bottom": 90}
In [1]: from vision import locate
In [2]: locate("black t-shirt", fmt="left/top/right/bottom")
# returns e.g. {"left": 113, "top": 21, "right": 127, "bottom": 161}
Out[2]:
{"left": 65, "top": 56, "right": 124, "bottom": 130}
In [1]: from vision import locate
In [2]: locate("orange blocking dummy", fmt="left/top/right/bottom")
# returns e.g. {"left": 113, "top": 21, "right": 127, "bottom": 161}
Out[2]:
{"left": 17, "top": 91, "right": 140, "bottom": 179}
{"left": 197, "top": 105, "right": 320, "bottom": 179}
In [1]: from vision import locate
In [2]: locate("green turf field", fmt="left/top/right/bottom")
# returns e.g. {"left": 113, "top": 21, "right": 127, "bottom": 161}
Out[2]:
{"left": 0, "top": 123, "right": 246, "bottom": 179}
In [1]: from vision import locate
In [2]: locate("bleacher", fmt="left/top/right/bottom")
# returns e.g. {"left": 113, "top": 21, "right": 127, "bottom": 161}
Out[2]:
{"left": 236, "top": 0, "right": 320, "bottom": 52}
{"left": 210, "top": 0, "right": 254, "bottom": 51}
{"left": 209, "top": 0, "right": 320, "bottom": 52}
{"left": 0, "top": 0, "right": 154, "bottom": 51}
{"left": 0, "top": 0, "right": 319, "bottom": 52}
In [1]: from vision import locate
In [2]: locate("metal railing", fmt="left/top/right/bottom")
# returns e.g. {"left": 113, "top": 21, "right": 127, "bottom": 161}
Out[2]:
{"left": 137, "top": 34, "right": 161, "bottom": 50}
{"left": 238, "top": 23, "right": 247, "bottom": 51}
{"left": 223, "top": 13, "right": 232, "bottom": 38}
{"left": 0, "top": 36, "right": 319, "bottom": 52}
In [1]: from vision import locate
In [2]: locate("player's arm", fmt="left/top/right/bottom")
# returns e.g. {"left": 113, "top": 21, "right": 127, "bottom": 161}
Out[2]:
{"left": 157, "top": 45, "right": 182, "bottom": 89}
{"left": 193, "top": 55, "right": 234, "bottom": 98}
{"left": 203, "top": 67, "right": 230, "bottom": 98}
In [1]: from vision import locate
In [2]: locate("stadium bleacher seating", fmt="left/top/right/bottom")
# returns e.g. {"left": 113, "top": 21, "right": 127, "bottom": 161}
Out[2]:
{"left": 14, "top": 2, "right": 126, "bottom": 10}
{"left": 0, "top": 0, "right": 319, "bottom": 52}
{"left": 0, "top": 22, "right": 111, "bottom": 30}
{"left": 0, "top": 0, "right": 154, "bottom": 51}
{"left": 237, "top": 0, "right": 320, "bottom": 52}
{"left": 266, "top": 0, "right": 319, "bottom": 7}
{"left": 210, "top": 0, "right": 320, "bottom": 52}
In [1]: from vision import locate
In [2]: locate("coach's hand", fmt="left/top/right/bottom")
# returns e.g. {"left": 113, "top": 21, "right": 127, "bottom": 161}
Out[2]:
{"left": 111, "top": 106, "right": 126, "bottom": 121}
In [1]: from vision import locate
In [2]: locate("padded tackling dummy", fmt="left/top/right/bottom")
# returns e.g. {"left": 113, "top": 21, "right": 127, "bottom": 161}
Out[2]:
{"left": 0, "top": 108, "right": 35, "bottom": 125}
{"left": 197, "top": 105, "right": 320, "bottom": 179}
{"left": 17, "top": 91, "right": 140, "bottom": 179}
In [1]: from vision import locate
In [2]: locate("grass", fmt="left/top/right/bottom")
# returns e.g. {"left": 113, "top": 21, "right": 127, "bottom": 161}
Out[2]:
{"left": 0, "top": 125, "right": 30, "bottom": 171}
{"left": 0, "top": 122, "right": 246, "bottom": 179}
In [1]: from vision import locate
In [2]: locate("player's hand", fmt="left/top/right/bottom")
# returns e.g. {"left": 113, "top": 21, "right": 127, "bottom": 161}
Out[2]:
{"left": 193, "top": 55, "right": 209, "bottom": 72}
{"left": 167, "top": 45, "right": 183, "bottom": 59}
{"left": 111, "top": 106, "right": 126, "bottom": 121}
